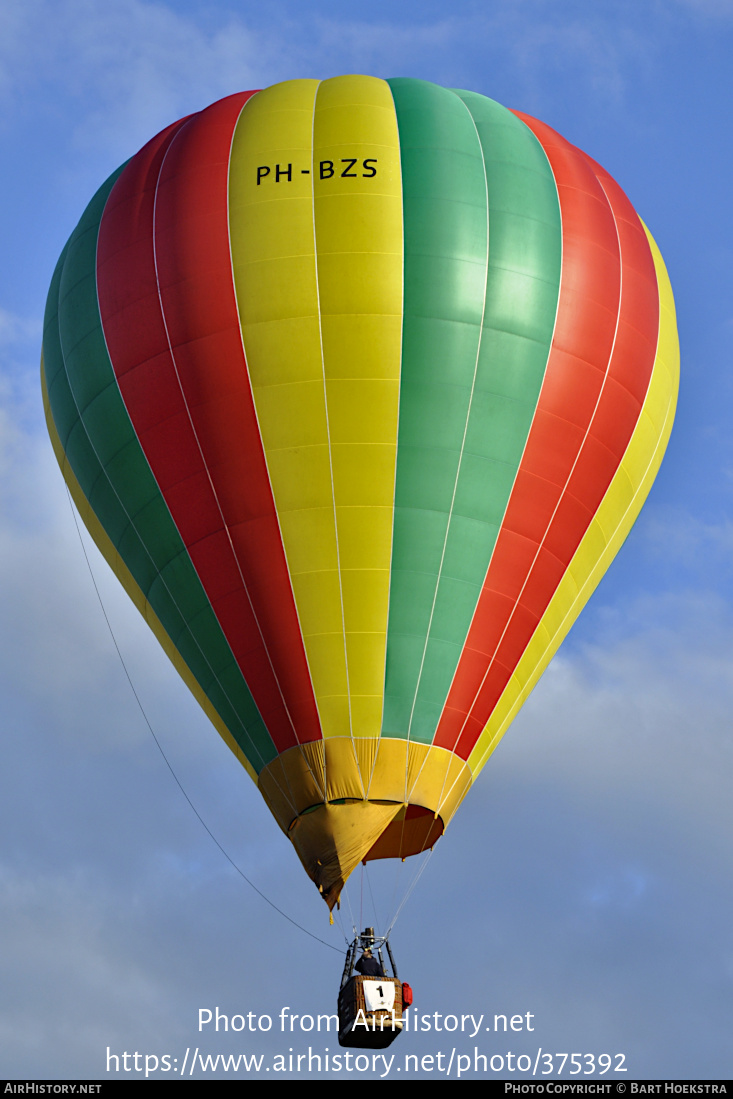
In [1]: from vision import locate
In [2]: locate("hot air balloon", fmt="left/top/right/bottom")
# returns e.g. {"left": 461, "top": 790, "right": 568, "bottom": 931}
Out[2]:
{"left": 42, "top": 75, "right": 679, "bottom": 912}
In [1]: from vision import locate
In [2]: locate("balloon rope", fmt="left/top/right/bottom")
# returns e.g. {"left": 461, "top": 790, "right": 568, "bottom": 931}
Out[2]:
{"left": 335, "top": 907, "right": 351, "bottom": 942}
{"left": 341, "top": 875, "right": 356, "bottom": 938}
{"left": 66, "top": 486, "right": 343, "bottom": 954}
{"left": 363, "top": 862, "right": 382, "bottom": 932}
{"left": 385, "top": 848, "right": 434, "bottom": 939}
{"left": 360, "top": 861, "right": 364, "bottom": 931}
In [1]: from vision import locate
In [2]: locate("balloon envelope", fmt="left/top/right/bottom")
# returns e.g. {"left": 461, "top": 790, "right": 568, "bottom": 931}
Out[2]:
{"left": 42, "top": 76, "right": 678, "bottom": 907}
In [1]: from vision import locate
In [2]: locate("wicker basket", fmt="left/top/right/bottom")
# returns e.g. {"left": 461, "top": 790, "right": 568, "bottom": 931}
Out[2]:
{"left": 337, "top": 975, "right": 404, "bottom": 1049}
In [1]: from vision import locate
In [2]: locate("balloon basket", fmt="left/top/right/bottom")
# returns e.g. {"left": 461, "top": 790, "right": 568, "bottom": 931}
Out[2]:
{"left": 337, "top": 975, "right": 404, "bottom": 1049}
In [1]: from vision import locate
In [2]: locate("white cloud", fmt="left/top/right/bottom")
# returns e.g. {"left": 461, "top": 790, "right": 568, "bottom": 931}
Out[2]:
{"left": 0, "top": 0, "right": 663, "bottom": 171}
{"left": 0, "top": 868, "right": 173, "bottom": 1075}
{"left": 0, "top": 307, "right": 41, "bottom": 349}
{"left": 639, "top": 507, "right": 733, "bottom": 572}
{"left": 0, "top": 0, "right": 267, "bottom": 163}
{"left": 491, "top": 587, "right": 733, "bottom": 876}
{"left": 283, "top": 3, "right": 653, "bottom": 105}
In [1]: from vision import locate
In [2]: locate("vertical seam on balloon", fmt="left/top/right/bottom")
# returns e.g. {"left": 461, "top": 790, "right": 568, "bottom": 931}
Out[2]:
{"left": 405, "top": 98, "right": 560, "bottom": 816}
{"left": 469, "top": 215, "right": 671, "bottom": 774}
{"left": 433, "top": 110, "right": 564, "bottom": 771}
{"left": 227, "top": 91, "right": 326, "bottom": 810}
{"left": 106, "top": 143, "right": 276, "bottom": 779}
{"left": 55, "top": 168, "right": 285, "bottom": 791}
{"left": 470, "top": 229, "right": 674, "bottom": 774}
{"left": 153, "top": 118, "right": 312, "bottom": 782}
{"left": 225, "top": 90, "right": 326, "bottom": 809}
{"left": 147, "top": 117, "right": 290, "bottom": 782}
{"left": 151, "top": 117, "right": 304, "bottom": 759}
{"left": 107, "top": 126, "right": 290, "bottom": 804}
{"left": 452, "top": 141, "right": 625, "bottom": 758}
{"left": 310, "top": 79, "right": 364, "bottom": 800}
{"left": 403, "top": 90, "right": 491, "bottom": 810}
{"left": 366, "top": 78, "right": 405, "bottom": 804}
{"left": 310, "top": 79, "right": 330, "bottom": 803}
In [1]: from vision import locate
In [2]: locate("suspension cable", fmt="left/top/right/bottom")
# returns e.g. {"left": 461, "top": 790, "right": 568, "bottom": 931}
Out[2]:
{"left": 385, "top": 848, "right": 435, "bottom": 938}
{"left": 66, "top": 486, "right": 343, "bottom": 954}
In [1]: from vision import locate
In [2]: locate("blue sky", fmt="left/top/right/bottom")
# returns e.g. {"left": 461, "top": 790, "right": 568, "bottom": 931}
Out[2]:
{"left": 1, "top": 0, "right": 731, "bottom": 1081}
